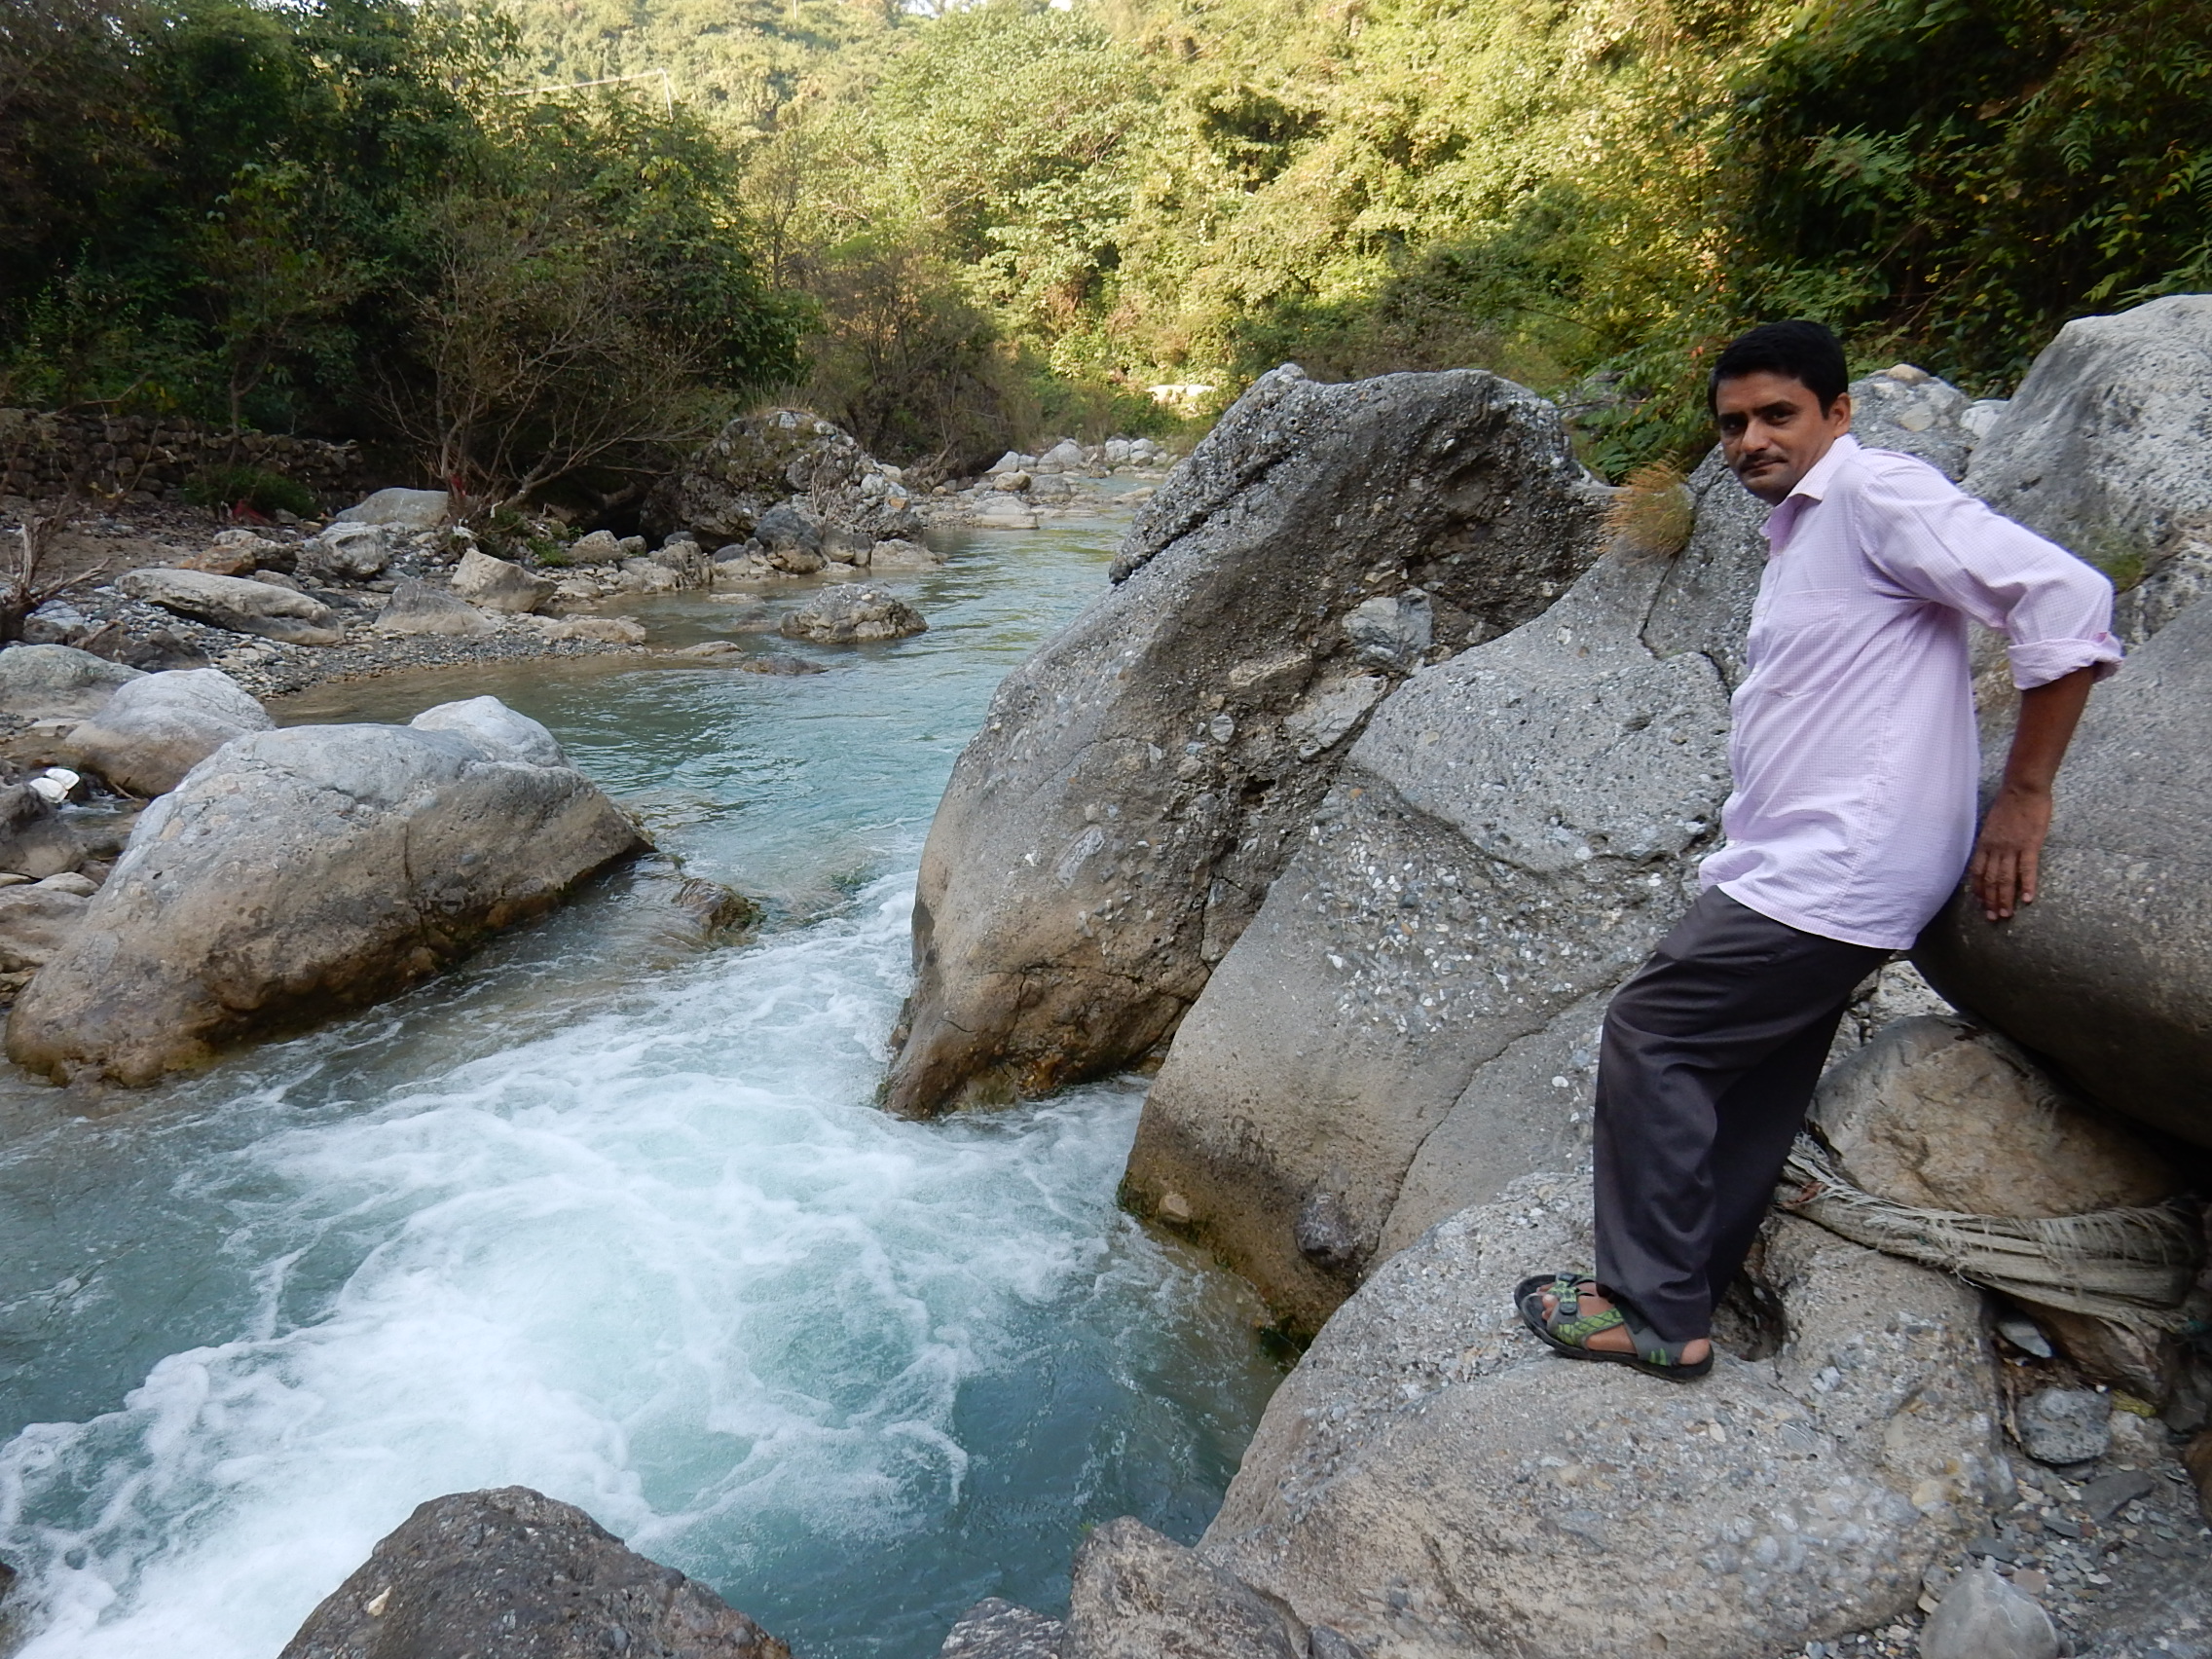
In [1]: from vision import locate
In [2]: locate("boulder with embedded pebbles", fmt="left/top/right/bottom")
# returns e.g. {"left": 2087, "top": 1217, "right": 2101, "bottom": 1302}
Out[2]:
{"left": 1966, "top": 294, "right": 2212, "bottom": 618}
{"left": 279, "top": 1486, "right": 786, "bottom": 1659}
{"left": 1917, "top": 298, "right": 2212, "bottom": 1153}
{"left": 1193, "top": 1174, "right": 2009, "bottom": 1659}
{"left": 881, "top": 365, "right": 1612, "bottom": 1120}
{"left": 9, "top": 696, "right": 647, "bottom": 1086}
{"left": 644, "top": 407, "right": 915, "bottom": 546}
{"left": 62, "top": 667, "right": 274, "bottom": 797}
{"left": 117, "top": 566, "right": 343, "bottom": 645}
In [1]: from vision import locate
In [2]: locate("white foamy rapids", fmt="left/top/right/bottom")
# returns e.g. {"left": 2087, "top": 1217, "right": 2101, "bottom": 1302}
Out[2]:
{"left": 0, "top": 877, "right": 1204, "bottom": 1659}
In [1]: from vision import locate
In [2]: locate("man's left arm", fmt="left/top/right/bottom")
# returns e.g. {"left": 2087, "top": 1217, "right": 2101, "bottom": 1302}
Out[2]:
{"left": 1969, "top": 666, "right": 2096, "bottom": 921}
{"left": 1864, "top": 476, "right": 2123, "bottom": 923}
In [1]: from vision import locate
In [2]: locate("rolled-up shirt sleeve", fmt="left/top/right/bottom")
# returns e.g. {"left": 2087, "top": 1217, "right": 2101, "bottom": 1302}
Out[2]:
{"left": 1862, "top": 470, "right": 2123, "bottom": 688}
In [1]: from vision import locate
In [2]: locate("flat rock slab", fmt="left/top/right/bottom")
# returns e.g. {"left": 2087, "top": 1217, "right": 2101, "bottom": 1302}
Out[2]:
{"left": 1199, "top": 1176, "right": 2010, "bottom": 1659}
{"left": 10, "top": 696, "right": 647, "bottom": 1086}
{"left": 280, "top": 1486, "right": 787, "bottom": 1659}
{"left": 119, "top": 566, "right": 342, "bottom": 645}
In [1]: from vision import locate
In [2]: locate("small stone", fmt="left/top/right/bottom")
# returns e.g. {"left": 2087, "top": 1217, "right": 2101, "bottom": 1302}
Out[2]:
{"left": 1996, "top": 1311, "right": 2054, "bottom": 1359}
{"left": 1917, "top": 1561, "right": 2057, "bottom": 1659}
{"left": 2016, "top": 1388, "right": 2113, "bottom": 1465}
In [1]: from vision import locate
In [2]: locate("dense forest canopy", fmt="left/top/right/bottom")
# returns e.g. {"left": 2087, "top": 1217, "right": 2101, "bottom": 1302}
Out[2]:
{"left": 3, "top": 0, "right": 2207, "bottom": 498}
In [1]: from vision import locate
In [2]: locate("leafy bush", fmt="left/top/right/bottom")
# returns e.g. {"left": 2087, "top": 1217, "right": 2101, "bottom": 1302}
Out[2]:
{"left": 181, "top": 464, "right": 317, "bottom": 517}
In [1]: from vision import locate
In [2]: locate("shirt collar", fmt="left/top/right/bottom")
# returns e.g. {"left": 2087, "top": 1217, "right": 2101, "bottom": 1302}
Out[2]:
{"left": 1761, "top": 432, "right": 1862, "bottom": 553}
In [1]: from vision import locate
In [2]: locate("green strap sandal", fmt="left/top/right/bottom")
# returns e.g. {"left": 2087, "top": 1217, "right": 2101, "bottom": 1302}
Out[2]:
{"left": 1515, "top": 1272, "right": 1714, "bottom": 1382}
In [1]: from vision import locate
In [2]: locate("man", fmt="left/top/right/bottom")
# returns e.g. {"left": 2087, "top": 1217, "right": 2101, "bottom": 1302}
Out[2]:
{"left": 1518, "top": 319, "right": 2121, "bottom": 1380}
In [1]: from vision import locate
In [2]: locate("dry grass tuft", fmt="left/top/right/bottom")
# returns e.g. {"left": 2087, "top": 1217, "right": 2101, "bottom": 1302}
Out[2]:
{"left": 1605, "top": 460, "right": 1694, "bottom": 557}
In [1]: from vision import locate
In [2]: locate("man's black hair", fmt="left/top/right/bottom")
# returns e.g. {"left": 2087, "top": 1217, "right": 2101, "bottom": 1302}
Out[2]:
{"left": 1707, "top": 319, "right": 1849, "bottom": 414}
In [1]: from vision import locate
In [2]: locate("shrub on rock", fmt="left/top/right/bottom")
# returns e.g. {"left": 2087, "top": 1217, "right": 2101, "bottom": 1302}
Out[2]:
{"left": 9, "top": 697, "right": 647, "bottom": 1086}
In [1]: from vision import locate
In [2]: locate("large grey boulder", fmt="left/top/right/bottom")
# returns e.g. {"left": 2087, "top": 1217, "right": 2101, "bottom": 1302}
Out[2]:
{"left": 0, "top": 784, "right": 86, "bottom": 879}
{"left": 1966, "top": 294, "right": 2212, "bottom": 602}
{"left": 1121, "top": 453, "right": 1751, "bottom": 1329}
{"left": 330, "top": 486, "right": 450, "bottom": 530}
{"left": 0, "top": 644, "right": 144, "bottom": 722}
{"left": 9, "top": 698, "right": 646, "bottom": 1086}
{"left": 1198, "top": 1176, "right": 2010, "bottom": 1659}
{"left": 1916, "top": 589, "right": 2212, "bottom": 1150}
{"left": 450, "top": 547, "right": 553, "bottom": 613}
{"left": 882, "top": 365, "right": 1610, "bottom": 1118}
{"left": 117, "top": 567, "right": 342, "bottom": 645}
{"left": 279, "top": 1487, "right": 787, "bottom": 1659}
{"left": 63, "top": 668, "right": 274, "bottom": 796}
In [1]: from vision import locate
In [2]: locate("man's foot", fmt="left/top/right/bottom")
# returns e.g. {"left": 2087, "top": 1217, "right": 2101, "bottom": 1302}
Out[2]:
{"left": 1536, "top": 1281, "right": 1711, "bottom": 1366}
{"left": 1513, "top": 1273, "right": 1714, "bottom": 1382}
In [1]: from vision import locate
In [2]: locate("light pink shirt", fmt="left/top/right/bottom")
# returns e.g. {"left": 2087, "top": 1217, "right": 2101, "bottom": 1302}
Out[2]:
{"left": 1699, "top": 434, "right": 2121, "bottom": 950}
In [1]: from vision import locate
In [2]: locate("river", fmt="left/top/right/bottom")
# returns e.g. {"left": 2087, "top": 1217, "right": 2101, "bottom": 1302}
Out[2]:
{"left": 0, "top": 517, "right": 1286, "bottom": 1658}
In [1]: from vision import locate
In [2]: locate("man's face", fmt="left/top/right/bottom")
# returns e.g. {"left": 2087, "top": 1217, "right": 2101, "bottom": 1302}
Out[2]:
{"left": 1714, "top": 371, "right": 1853, "bottom": 504}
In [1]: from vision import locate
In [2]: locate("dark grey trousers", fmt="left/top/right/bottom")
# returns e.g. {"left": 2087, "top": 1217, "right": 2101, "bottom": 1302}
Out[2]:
{"left": 1593, "top": 887, "right": 1890, "bottom": 1343}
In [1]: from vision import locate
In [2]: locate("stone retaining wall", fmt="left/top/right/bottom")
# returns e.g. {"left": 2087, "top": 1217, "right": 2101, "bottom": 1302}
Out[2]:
{"left": 0, "top": 408, "right": 367, "bottom": 506}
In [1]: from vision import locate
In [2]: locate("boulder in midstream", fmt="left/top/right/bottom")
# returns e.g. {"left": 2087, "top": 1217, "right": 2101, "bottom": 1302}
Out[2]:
{"left": 881, "top": 365, "right": 1611, "bottom": 1119}
{"left": 8, "top": 696, "right": 647, "bottom": 1087}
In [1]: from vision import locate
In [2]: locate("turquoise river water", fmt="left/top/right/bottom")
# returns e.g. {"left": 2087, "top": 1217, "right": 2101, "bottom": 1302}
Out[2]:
{"left": 0, "top": 516, "right": 1286, "bottom": 1658}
